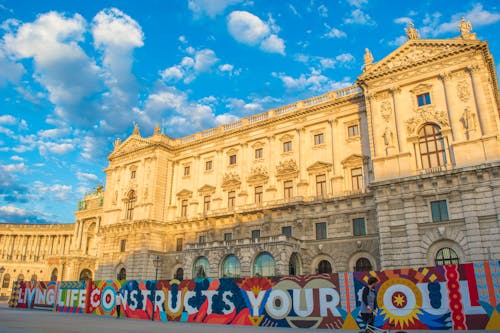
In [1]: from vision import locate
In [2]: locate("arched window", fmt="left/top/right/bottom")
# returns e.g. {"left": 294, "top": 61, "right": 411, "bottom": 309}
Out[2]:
{"left": 354, "top": 258, "right": 372, "bottom": 272}
{"left": 17, "top": 274, "right": 24, "bottom": 282}
{"left": 79, "top": 269, "right": 92, "bottom": 281}
{"left": 174, "top": 268, "right": 184, "bottom": 280}
{"left": 117, "top": 268, "right": 126, "bottom": 280}
{"left": 30, "top": 274, "right": 38, "bottom": 281}
{"left": 317, "top": 260, "right": 332, "bottom": 274}
{"left": 50, "top": 268, "right": 58, "bottom": 281}
{"left": 126, "top": 191, "right": 136, "bottom": 220}
{"left": 253, "top": 252, "right": 275, "bottom": 277}
{"left": 435, "top": 247, "right": 460, "bottom": 266}
{"left": 2, "top": 274, "right": 10, "bottom": 288}
{"left": 289, "top": 253, "right": 301, "bottom": 276}
{"left": 193, "top": 257, "right": 209, "bottom": 278}
{"left": 221, "top": 255, "right": 241, "bottom": 278}
{"left": 418, "top": 124, "right": 446, "bottom": 169}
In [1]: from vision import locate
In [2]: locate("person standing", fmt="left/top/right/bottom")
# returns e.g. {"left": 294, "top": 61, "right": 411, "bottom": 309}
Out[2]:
{"left": 115, "top": 291, "right": 121, "bottom": 319}
{"left": 360, "top": 277, "right": 378, "bottom": 333}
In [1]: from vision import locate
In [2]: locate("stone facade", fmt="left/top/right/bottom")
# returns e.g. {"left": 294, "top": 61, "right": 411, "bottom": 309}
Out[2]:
{"left": 1, "top": 24, "right": 499, "bottom": 296}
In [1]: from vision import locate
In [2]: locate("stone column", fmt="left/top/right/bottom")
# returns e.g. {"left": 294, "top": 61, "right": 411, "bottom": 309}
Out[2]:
{"left": 466, "top": 66, "right": 486, "bottom": 135}
{"left": 390, "top": 87, "right": 403, "bottom": 151}
{"left": 438, "top": 73, "right": 456, "bottom": 141}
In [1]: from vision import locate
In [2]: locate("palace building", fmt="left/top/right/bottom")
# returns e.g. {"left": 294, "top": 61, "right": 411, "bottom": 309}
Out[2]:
{"left": 1, "top": 21, "right": 499, "bottom": 297}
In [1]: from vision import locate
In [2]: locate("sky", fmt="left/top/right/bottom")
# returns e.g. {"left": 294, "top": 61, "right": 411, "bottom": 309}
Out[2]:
{"left": 0, "top": 1, "right": 499, "bottom": 224}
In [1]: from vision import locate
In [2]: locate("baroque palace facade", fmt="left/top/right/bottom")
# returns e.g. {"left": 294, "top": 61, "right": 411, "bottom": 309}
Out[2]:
{"left": 1, "top": 22, "right": 499, "bottom": 296}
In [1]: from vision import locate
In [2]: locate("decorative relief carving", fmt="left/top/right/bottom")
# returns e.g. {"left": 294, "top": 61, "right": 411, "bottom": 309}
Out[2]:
{"left": 460, "top": 107, "right": 477, "bottom": 139}
{"left": 405, "top": 106, "right": 449, "bottom": 135}
{"left": 247, "top": 165, "right": 269, "bottom": 184}
{"left": 456, "top": 80, "right": 471, "bottom": 102}
{"left": 458, "top": 17, "right": 476, "bottom": 40}
{"left": 276, "top": 159, "right": 299, "bottom": 179}
{"left": 198, "top": 184, "right": 216, "bottom": 194}
{"left": 177, "top": 189, "right": 193, "bottom": 199}
{"left": 306, "top": 161, "right": 332, "bottom": 174}
{"left": 222, "top": 172, "right": 241, "bottom": 189}
{"left": 382, "top": 126, "right": 393, "bottom": 146}
{"left": 109, "top": 138, "right": 152, "bottom": 158}
{"left": 379, "top": 100, "right": 393, "bottom": 123}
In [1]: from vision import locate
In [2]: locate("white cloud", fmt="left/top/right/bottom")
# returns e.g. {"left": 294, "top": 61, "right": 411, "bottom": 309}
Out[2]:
{"left": 188, "top": 0, "right": 243, "bottom": 18}
{"left": 219, "top": 63, "right": 234, "bottom": 72}
{"left": 215, "top": 113, "right": 240, "bottom": 124}
{"left": 76, "top": 171, "right": 99, "bottom": 182}
{"left": 344, "top": 9, "right": 374, "bottom": 25}
{"left": 388, "top": 35, "right": 407, "bottom": 47}
{"left": 33, "top": 181, "right": 72, "bottom": 201}
{"left": 0, "top": 49, "right": 25, "bottom": 86}
{"left": 323, "top": 26, "right": 347, "bottom": 38}
{"left": 0, "top": 163, "right": 27, "bottom": 173}
{"left": 38, "top": 141, "right": 74, "bottom": 155}
{"left": 273, "top": 69, "right": 352, "bottom": 93}
{"left": 0, "top": 115, "right": 17, "bottom": 125}
{"left": 347, "top": 0, "right": 368, "bottom": 8}
{"left": 430, "top": 4, "right": 500, "bottom": 36}
{"left": 260, "top": 34, "right": 285, "bottom": 55}
{"left": 318, "top": 5, "right": 328, "bottom": 18}
{"left": 10, "top": 155, "right": 23, "bottom": 162}
{"left": 336, "top": 53, "right": 355, "bottom": 63}
{"left": 289, "top": 4, "right": 299, "bottom": 17}
{"left": 193, "top": 49, "right": 219, "bottom": 71}
{"left": 38, "top": 128, "right": 70, "bottom": 139}
{"left": 227, "top": 11, "right": 270, "bottom": 45}
{"left": 160, "top": 48, "right": 219, "bottom": 83}
{"left": 319, "top": 58, "right": 336, "bottom": 69}
{"left": 394, "top": 17, "right": 413, "bottom": 25}
{"left": 161, "top": 66, "right": 184, "bottom": 81}
{"left": 92, "top": 8, "right": 143, "bottom": 49}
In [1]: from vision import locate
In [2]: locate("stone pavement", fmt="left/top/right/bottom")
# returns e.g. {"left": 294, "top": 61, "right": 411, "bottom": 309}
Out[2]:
{"left": 0, "top": 303, "right": 487, "bottom": 333}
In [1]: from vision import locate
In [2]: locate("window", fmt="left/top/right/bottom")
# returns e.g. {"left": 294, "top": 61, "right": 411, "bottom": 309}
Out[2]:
{"left": 314, "top": 133, "right": 324, "bottom": 145}
{"left": 131, "top": 170, "right": 136, "bottom": 179}
{"left": 222, "top": 255, "right": 241, "bottom": 278}
{"left": 2, "top": 274, "right": 10, "bottom": 288}
{"left": 174, "top": 268, "right": 183, "bottom": 280}
{"left": 317, "top": 260, "right": 332, "bottom": 274}
{"left": 419, "top": 124, "right": 446, "bottom": 169}
{"left": 205, "top": 160, "right": 212, "bottom": 171}
{"left": 353, "top": 218, "right": 366, "bottom": 236}
{"left": 203, "top": 195, "right": 210, "bottom": 213}
{"left": 229, "top": 154, "right": 237, "bottom": 165}
{"left": 435, "top": 247, "right": 459, "bottom": 266}
{"left": 284, "top": 180, "right": 293, "bottom": 199}
{"left": 431, "top": 200, "right": 449, "bottom": 222}
{"left": 228, "top": 191, "right": 236, "bottom": 210}
{"left": 193, "top": 257, "right": 209, "bottom": 278}
{"left": 253, "top": 252, "right": 275, "bottom": 277}
{"left": 50, "top": 269, "right": 58, "bottom": 282}
{"left": 184, "top": 166, "right": 190, "bottom": 176}
{"left": 181, "top": 199, "right": 188, "bottom": 217}
{"left": 289, "top": 253, "right": 300, "bottom": 276}
{"left": 199, "top": 235, "right": 206, "bottom": 244}
{"left": 120, "top": 239, "right": 126, "bottom": 252}
{"left": 316, "top": 174, "right": 326, "bottom": 197}
{"left": 176, "top": 238, "right": 183, "bottom": 251}
{"left": 348, "top": 124, "right": 359, "bottom": 137}
{"left": 417, "top": 92, "right": 431, "bottom": 106}
{"left": 316, "top": 222, "right": 327, "bottom": 240}
{"left": 283, "top": 141, "right": 292, "bottom": 152}
{"left": 282, "top": 226, "right": 292, "bottom": 237}
{"left": 117, "top": 268, "right": 126, "bottom": 280}
{"left": 125, "top": 191, "right": 136, "bottom": 220}
{"left": 255, "top": 186, "right": 263, "bottom": 204}
{"left": 255, "top": 148, "right": 263, "bottom": 159}
{"left": 79, "top": 269, "right": 92, "bottom": 281}
{"left": 355, "top": 258, "right": 372, "bottom": 272}
{"left": 224, "top": 233, "right": 232, "bottom": 241}
{"left": 251, "top": 229, "right": 261, "bottom": 239}
{"left": 351, "top": 168, "right": 363, "bottom": 191}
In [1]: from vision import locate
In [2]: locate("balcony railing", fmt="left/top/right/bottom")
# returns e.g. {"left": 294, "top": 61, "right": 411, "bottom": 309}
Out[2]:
{"left": 185, "top": 235, "right": 301, "bottom": 251}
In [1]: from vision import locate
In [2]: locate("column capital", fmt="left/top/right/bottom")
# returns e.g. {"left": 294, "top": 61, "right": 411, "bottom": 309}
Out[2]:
{"left": 438, "top": 72, "right": 452, "bottom": 82}
{"left": 465, "top": 64, "right": 480, "bottom": 74}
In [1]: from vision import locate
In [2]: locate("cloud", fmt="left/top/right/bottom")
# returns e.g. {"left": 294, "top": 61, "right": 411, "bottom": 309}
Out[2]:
{"left": 0, "top": 205, "right": 50, "bottom": 224}
{"left": 0, "top": 163, "right": 29, "bottom": 203}
{"left": 347, "top": 0, "right": 368, "bottom": 7}
{"left": 318, "top": 5, "right": 328, "bottom": 18}
{"left": 38, "top": 141, "right": 74, "bottom": 155}
{"left": 289, "top": 4, "right": 299, "bottom": 17}
{"left": 0, "top": 115, "right": 17, "bottom": 125}
{"left": 10, "top": 156, "right": 24, "bottom": 162}
{"left": 0, "top": 48, "right": 25, "bottom": 87}
{"left": 429, "top": 4, "right": 500, "bottom": 36}
{"left": 37, "top": 128, "right": 70, "bottom": 139}
{"left": 160, "top": 47, "right": 219, "bottom": 83}
{"left": 32, "top": 181, "right": 73, "bottom": 201}
{"left": 394, "top": 17, "right": 413, "bottom": 25}
{"left": 323, "top": 26, "right": 347, "bottom": 38}
{"left": 273, "top": 69, "right": 352, "bottom": 93}
{"left": 76, "top": 171, "right": 99, "bottom": 182}
{"left": 336, "top": 53, "right": 355, "bottom": 63}
{"left": 227, "top": 11, "right": 286, "bottom": 55}
{"left": 344, "top": 8, "right": 374, "bottom": 25}
{"left": 188, "top": 0, "right": 243, "bottom": 18}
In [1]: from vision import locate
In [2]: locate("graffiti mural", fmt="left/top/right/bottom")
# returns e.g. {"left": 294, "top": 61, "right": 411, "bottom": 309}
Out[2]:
{"left": 10, "top": 261, "right": 500, "bottom": 330}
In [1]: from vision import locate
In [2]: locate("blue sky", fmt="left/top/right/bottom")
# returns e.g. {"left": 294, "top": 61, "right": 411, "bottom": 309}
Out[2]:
{"left": 0, "top": 1, "right": 499, "bottom": 224}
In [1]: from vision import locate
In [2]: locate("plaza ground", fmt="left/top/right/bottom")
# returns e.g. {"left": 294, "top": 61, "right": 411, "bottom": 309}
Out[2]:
{"left": 0, "top": 303, "right": 487, "bottom": 333}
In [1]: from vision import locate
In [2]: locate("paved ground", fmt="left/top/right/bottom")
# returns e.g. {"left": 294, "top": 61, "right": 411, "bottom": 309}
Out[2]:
{"left": 0, "top": 303, "right": 489, "bottom": 333}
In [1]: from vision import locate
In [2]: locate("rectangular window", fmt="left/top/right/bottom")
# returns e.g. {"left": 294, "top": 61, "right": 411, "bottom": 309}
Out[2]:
{"left": 316, "top": 174, "right": 327, "bottom": 197}
{"left": 255, "top": 186, "right": 263, "bottom": 204}
{"left": 229, "top": 154, "right": 237, "bottom": 165}
{"left": 348, "top": 124, "right": 359, "bottom": 137}
{"left": 176, "top": 238, "right": 183, "bottom": 251}
{"left": 181, "top": 199, "right": 188, "bottom": 217}
{"left": 314, "top": 133, "right": 324, "bottom": 145}
{"left": 283, "top": 141, "right": 292, "bottom": 152}
{"left": 255, "top": 148, "right": 263, "bottom": 159}
{"left": 184, "top": 166, "right": 190, "bottom": 176}
{"left": 417, "top": 92, "right": 431, "bottom": 106}
{"left": 284, "top": 180, "right": 293, "bottom": 199}
{"left": 224, "top": 233, "right": 232, "bottom": 241}
{"left": 228, "top": 191, "right": 236, "bottom": 209}
{"left": 251, "top": 229, "right": 261, "bottom": 239}
{"left": 351, "top": 168, "right": 363, "bottom": 191}
{"left": 203, "top": 195, "right": 210, "bottom": 213}
{"left": 282, "top": 226, "right": 292, "bottom": 237}
{"left": 120, "top": 239, "right": 126, "bottom": 252}
{"left": 199, "top": 235, "right": 206, "bottom": 244}
{"left": 353, "top": 218, "right": 366, "bottom": 236}
{"left": 315, "top": 222, "right": 327, "bottom": 240}
{"left": 131, "top": 170, "right": 136, "bottom": 179}
{"left": 205, "top": 160, "right": 212, "bottom": 170}
{"left": 431, "top": 200, "right": 449, "bottom": 222}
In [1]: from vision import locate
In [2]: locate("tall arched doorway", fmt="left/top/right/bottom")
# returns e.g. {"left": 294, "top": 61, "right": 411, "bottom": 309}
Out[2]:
{"left": 289, "top": 253, "right": 301, "bottom": 276}
{"left": 174, "top": 267, "right": 184, "bottom": 280}
{"left": 317, "top": 260, "right": 332, "bottom": 274}
{"left": 117, "top": 267, "right": 126, "bottom": 280}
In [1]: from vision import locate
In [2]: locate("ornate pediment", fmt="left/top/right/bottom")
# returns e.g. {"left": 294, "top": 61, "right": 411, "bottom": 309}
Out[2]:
{"left": 276, "top": 159, "right": 299, "bottom": 179}
{"left": 109, "top": 137, "right": 152, "bottom": 159}
{"left": 307, "top": 161, "right": 332, "bottom": 174}
{"left": 198, "top": 184, "right": 216, "bottom": 194}
{"left": 341, "top": 154, "right": 367, "bottom": 168}
{"left": 247, "top": 165, "right": 269, "bottom": 184}
{"left": 359, "top": 39, "right": 482, "bottom": 81}
{"left": 405, "top": 106, "right": 449, "bottom": 136}
{"left": 222, "top": 172, "right": 241, "bottom": 189}
{"left": 176, "top": 189, "right": 193, "bottom": 199}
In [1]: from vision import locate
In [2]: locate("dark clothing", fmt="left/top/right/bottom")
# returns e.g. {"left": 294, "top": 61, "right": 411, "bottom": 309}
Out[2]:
{"left": 361, "top": 312, "right": 375, "bottom": 331}
{"left": 360, "top": 286, "right": 377, "bottom": 332}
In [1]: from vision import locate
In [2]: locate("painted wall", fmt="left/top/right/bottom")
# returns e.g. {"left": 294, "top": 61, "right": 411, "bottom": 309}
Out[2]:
{"left": 9, "top": 261, "right": 500, "bottom": 330}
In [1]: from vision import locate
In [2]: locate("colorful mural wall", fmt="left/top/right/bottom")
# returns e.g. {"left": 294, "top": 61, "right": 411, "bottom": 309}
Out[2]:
{"left": 10, "top": 261, "right": 500, "bottom": 330}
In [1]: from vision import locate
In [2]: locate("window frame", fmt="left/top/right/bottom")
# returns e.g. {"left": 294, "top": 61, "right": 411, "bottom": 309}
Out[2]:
{"left": 251, "top": 229, "right": 261, "bottom": 239}
{"left": 316, "top": 174, "right": 327, "bottom": 197}
{"left": 348, "top": 124, "right": 360, "bottom": 138}
{"left": 283, "top": 141, "right": 292, "bottom": 152}
{"left": 284, "top": 180, "right": 293, "bottom": 199}
{"left": 417, "top": 92, "right": 432, "bottom": 107}
{"left": 351, "top": 168, "right": 363, "bottom": 191}
{"left": 205, "top": 160, "right": 213, "bottom": 171}
{"left": 430, "top": 200, "right": 449, "bottom": 222}
{"left": 181, "top": 199, "right": 188, "bottom": 217}
{"left": 254, "top": 185, "right": 263, "bottom": 204}
{"left": 282, "top": 226, "right": 292, "bottom": 237}
{"left": 353, "top": 217, "right": 366, "bottom": 236}
{"left": 255, "top": 148, "right": 263, "bottom": 159}
{"left": 203, "top": 195, "right": 210, "bottom": 213}
{"left": 228, "top": 190, "right": 236, "bottom": 210}
{"left": 120, "top": 239, "right": 126, "bottom": 252}
{"left": 315, "top": 222, "right": 327, "bottom": 240}
{"left": 229, "top": 154, "right": 237, "bottom": 165}
{"left": 314, "top": 133, "right": 324, "bottom": 145}
{"left": 176, "top": 238, "right": 183, "bottom": 251}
